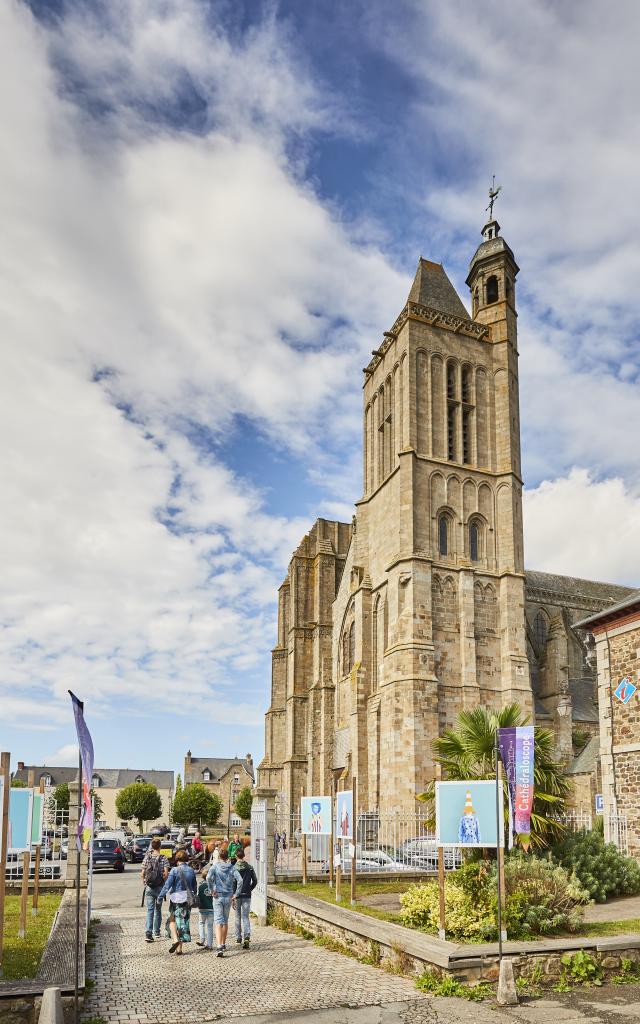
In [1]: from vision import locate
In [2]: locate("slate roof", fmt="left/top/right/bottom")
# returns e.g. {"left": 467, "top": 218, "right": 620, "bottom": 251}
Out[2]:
{"left": 525, "top": 570, "right": 635, "bottom": 610}
{"left": 569, "top": 678, "right": 599, "bottom": 724}
{"left": 12, "top": 766, "right": 174, "bottom": 789}
{"left": 188, "top": 756, "right": 254, "bottom": 782}
{"left": 568, "top": 733, "right": 599, "bottom": 776}
{"left": 407, "top": 259, "right": 470, "bottom": 319}
{"left": 574, "top": 589, "right": 640, "bottom": 630}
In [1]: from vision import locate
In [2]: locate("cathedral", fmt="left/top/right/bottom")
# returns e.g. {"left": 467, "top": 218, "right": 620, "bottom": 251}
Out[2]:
{"left": 257, "top": 216, "right": 634, "bottom": 814}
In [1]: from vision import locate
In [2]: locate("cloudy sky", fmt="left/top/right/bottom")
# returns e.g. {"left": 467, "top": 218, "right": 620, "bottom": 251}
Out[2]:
{"left": 2, "top": 0, "right": 640, "bottom": 784}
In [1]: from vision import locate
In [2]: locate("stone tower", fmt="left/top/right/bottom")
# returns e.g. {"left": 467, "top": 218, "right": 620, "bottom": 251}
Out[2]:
{"left": 259, "top": 219, "right": 535, "bottom": 814}
{"left": 329, "top": 217, "right": 533, "bottom": 812}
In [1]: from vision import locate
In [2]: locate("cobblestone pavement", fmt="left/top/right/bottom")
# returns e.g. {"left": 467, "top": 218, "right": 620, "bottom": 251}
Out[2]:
{"left": 83, "top": 904, "right": 433, "bottom": 1024}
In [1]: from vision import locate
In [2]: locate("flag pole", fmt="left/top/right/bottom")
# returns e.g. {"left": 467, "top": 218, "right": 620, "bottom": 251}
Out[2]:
{"left": 494, "top": 731, "right": 503, "bottom": 962}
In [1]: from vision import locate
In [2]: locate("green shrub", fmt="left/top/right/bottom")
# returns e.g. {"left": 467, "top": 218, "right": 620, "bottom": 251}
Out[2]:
{"left": 400, "top": 856, "right": 587, "bottom": 941}
{"left": 561, "top": 950, "right": 603, "bottom": 986}
{"left": 552, "top": 829, "right": 640, "bottom": 903}
{"left": 504, "top": 854, "right": 589, "bottom": 937}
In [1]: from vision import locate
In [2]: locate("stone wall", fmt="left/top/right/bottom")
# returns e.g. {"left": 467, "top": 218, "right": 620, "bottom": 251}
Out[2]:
{"left": 594, "top": 613, "right": 640, "bottom": 856}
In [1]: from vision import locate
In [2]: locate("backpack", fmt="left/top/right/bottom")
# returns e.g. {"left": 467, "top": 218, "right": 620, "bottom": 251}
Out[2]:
{"left": 177, "top": 865, "right": 197, "bottom": 908}
{"left": 143, "top": 853, "right": 165, "bottom": 888}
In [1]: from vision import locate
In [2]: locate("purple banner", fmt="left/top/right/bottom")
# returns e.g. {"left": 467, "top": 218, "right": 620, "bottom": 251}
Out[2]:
{"left": 514, "top": 726, "right": 535, "bottom": 841}
{"left": 498, "top": 726, "right": 535, "bottom": 848}
{"left": 69, "top": 691, "right": 94, "bottom": 851}
{"left": 498, "top": 727, "right": 516, "bottom": 848}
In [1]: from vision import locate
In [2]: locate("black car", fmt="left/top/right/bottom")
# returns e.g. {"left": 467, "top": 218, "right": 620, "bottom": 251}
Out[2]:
{"left": 127, "top": 836, "right": 152, "bottom": 863}
{"left": 92, "top": 838, "right": 126, "bottom": 872}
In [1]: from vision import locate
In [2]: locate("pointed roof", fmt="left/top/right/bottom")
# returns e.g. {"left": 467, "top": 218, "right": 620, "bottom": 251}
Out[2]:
{"left": 407, "top": 258, "right": 469, "bottom": 319}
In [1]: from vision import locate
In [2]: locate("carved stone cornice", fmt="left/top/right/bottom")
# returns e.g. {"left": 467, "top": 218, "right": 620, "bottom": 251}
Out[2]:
{"left": 364, "top": 303, "right": 488, "bottom": 374}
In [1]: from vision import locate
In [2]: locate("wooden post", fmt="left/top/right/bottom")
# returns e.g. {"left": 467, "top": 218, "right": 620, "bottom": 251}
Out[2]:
{"left": 18, "top": 852, "right": 30, "bottom": 938}
{"left": 335, "top": 856, "right": 341, "bottom": 902}
{"left": 350, "top": 777, "right": 357, "bottom": 906}
{"left": 0, "top": 752, "right": 11, "bottom": 977}
{"left": 32, "top": 778, "right": 44, "bottom": 916}
{"left": 435, "top": 765, "right": 446, "bottom": 939}
{"left": 497, "top": 761, "right": 507, "bottom": 942}
{"left": 301, "top": 832, "right": 307, "bottom": 885}
{"left": 328, "top": 782, "right": 334, "bottom": 886}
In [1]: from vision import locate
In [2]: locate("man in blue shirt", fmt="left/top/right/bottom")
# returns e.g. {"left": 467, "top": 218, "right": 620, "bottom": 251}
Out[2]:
{"left": 206, "top": 847, "right": 235, "bottom": 956}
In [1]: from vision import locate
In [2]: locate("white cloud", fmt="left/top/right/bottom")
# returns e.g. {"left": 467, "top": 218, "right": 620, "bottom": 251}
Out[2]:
{"left": 43, "top": 743, "right": 79, "bottom": 766}
{"left": 524, "top": 470, "right": 640, "bottom": 586}
{"left": 0, "top": 0, "right": 404, "bottom": 740}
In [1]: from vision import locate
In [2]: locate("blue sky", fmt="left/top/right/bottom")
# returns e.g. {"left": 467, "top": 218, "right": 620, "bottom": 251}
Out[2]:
{"left": 1, "top": 0, "right": 640, "bottom": 789}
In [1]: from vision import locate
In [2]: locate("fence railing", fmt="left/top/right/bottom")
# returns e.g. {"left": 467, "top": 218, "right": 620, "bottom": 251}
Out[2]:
{"left": 272, "top": 808, "right": 632, "bottom": 878}
{"left": 4, "top": 800, "right": 68, "bottom": 882}
{"left": 273, "top": 809, "right": 462, "bottom": 877}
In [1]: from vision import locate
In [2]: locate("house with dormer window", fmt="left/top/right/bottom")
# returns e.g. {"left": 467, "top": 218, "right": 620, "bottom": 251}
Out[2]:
{"left": 184, "top": 751, "right": 254, "bottom": 828}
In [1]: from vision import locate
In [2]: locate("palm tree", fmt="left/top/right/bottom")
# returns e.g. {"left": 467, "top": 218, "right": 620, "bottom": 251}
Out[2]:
{"left": 418, "top": 704, "right": 570, "bottom": 850}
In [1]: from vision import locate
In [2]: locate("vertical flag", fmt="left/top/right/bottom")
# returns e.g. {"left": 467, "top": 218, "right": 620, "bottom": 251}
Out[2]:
{"left": 498, "top": 725, "right": 535, "bottom": 849}
{"left": 69, "top": 691, "right": 94, "bottom": 850}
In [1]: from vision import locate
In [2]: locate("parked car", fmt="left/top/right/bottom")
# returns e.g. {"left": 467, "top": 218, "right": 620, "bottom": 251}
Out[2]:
{"left": 92, "top": 838, "right": 125, "bottom": 872}
{"left": 96, "top": 828, "right": 128, "bottom": 847}
{"left": 149, "top": 824, "right": 169, "bottom": 836}
{"left": 127, "top": 836, "right": 152, "bottom": 863}
{"left": 158, "top": 839, "right": 176, "bottom": 865}
{"left": 187, "top": 823, "right": 198, "bottom": 836}
{"left": 397, "top": 837, "right": 462, "bottom": 870}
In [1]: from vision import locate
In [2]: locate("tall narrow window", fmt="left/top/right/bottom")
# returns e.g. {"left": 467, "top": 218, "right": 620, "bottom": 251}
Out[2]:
{"left": 461, "top": 366, "right": 472, "bottom": 403}
{"left": 438, "top": 515, "right": 448, "bottom": 556}
{"left": 534, "top": 611, "right": 549, "bottom": 651}
{"left": 447, "top": 362, "right": 456, "bottom": 399}
{"left": 470, "top": 522, "right": 479, "bottom": 562}
{"left": 342, "top": 630, "right": 349, "bottom": 674}
{"left": 486, "top": 275, "right": 499, "bottom": 303}
{"left": 462, "top": 408, "right": 472, "bottom": 464}
{"left": 447, "top": 404, "right": 457, "bottom": 461}
{"left": 348, "top": 621, "right": 356, "bottom": 670}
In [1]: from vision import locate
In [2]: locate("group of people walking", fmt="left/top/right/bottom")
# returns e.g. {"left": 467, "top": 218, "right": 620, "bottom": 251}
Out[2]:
{"left": 140, "top": 833, "right": 256, "bottom": 957}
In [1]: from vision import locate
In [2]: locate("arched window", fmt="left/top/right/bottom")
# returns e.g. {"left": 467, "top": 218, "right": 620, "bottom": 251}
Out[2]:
{"left": 92, "top": 775, "right": 101, "bottom": 789}
{"left": 342, "top": 629, "right": 349, "bottom": 674}
{"left": 473, "top": 287, "right": 479, "bottom": 315}
{"left": 438, "top": 515, "right": 448, "bottom": 556}
{"left": 446, "top": 362, "right": 456, "bottom": 399}
{"left": 486, "top": 275, "right": 499, "bottom": 303}
{"left": 348, "top": 621, "right": 355, "bottom": 670}
{"left": 470, "top": 522, "right": 479, "bottom": 562}
{"left": 461, "top": 366, "right": 472, "bottom": 404}
{"left": 534, "top": 611, "right": 549, "bottom": 650}
{"left": 42, "top": 774, "right": 52, "bottom": 787}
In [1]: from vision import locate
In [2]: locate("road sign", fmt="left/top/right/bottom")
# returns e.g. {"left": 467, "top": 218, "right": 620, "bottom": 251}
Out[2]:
{"left": 614, "top": 677, "right": 637, "bottom": 705}
{"left": 595, "top": 794, "right": 604, "bottom": 814}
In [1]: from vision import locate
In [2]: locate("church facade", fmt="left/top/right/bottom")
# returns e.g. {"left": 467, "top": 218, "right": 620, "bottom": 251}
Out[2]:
{"left": 258, "top": 219, "right": 634, "bottom": 814}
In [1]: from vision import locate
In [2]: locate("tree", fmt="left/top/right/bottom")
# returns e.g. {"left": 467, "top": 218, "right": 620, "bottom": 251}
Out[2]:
{"left": 10, "top": 779, "right": 26, "bottom": 788}
{"left": 235, "top": 786, "right": 253, "bottom": 821}
{"left": 116, "top": 783, "right": 162, "bottom": 832}
{"left": 172, "top": 783, "right": 221, "bottom": 828}
{"left": 52, "top": 782, "right": 69, "bottom": 812}
{"left": 418, "top": 704, "right": 570, "bottom": 850}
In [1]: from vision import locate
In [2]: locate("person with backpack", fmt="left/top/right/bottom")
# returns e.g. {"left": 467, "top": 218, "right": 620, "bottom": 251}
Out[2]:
{"left": 140, "top": 837, "right": 169, "bottom": 942}
{"left": 157, "top": 850, "right": 197, "bottom": 955}
{"left": 206, "top": 847, "right": 235, "bottom": 956}
{"left": 231, "top": 846, "right": 257, "bottom": 949}
{"left": 195, "top": 868, "right": 214, "bottom": 950}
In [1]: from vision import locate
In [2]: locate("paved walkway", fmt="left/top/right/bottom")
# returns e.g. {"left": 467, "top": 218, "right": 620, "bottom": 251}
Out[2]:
{"left": 83, "top": 903, "right": 431, "bottom": 1024}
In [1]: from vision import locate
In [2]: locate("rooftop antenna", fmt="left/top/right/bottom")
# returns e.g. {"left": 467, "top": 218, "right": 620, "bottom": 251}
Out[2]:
{"left": 486, "top": 175, "right": 502, "bottom": 220}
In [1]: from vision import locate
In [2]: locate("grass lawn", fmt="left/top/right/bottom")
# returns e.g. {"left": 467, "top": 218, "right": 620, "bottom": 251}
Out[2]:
{"left": 1, "top": 893, "right": 62, "bottom": 980}
{"left": 276, "top": 882, "right": 640, "bottom": 942}
{"left": 276, "top": 879, "right": 410, "bottom": 925}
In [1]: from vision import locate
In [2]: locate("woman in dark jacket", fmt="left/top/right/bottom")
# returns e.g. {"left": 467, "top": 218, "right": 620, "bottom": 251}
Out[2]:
{"left": 157, "top": 850, "right": 197, "bottom": 955}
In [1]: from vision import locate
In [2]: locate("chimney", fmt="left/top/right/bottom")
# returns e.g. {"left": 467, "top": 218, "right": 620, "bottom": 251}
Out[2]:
{"left": 17, "top": 761, "right": 25, "bottom": 771}
{"left": 246, "top": 753, "right": 253, "bottom": 764}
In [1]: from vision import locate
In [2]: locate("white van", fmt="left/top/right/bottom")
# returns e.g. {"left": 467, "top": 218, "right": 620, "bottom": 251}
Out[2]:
{"left": 95, "top": 829, "right": 128, "bottom": 847}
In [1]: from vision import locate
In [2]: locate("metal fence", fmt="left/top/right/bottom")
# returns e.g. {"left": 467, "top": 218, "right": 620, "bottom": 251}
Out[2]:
{"left": 272, "top": 807, "right": 632, "bottom": 878}
{"left": 273, "top": 808, "right": 462, "bottom": 878}
{"left": 4, "top": 799, "right": 68, "bottom": 882}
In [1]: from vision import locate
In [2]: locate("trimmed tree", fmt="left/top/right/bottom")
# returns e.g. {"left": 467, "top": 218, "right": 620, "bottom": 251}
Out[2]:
{"left": 235, "top": 786, "right": 253, "bottom": 821}
{"left": 116, "top": 782, "right": 162, "bottom": 832}
{"left": 172, "top": 783, "right": 221, "bottom": 828}
{"left": 11, "top": 779, "right": 26, "bottom": 788}
{"left": 49, "top": 781, "right": 103, "bottom": 822}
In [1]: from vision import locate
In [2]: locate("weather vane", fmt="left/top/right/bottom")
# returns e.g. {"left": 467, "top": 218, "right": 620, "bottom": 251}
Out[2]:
{"left": 486, "top": 175, "right": 502, "bottom": 220}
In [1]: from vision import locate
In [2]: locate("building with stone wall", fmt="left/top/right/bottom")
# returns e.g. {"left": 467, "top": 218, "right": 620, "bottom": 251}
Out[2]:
{"left": 258, "top": 218, "right": 636, "bottom": 815}
{"left": 576, "top": 591, "right": 640, "bottom": 856}
{"left": 12, "top": 763, "right": 174, "bottom": 831}
{"left": 184, "top": 752, "right": 254, "bottom": 829}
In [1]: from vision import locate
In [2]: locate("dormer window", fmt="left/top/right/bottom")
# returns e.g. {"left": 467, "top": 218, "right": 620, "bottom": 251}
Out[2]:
{"left": 42, "top": 774, "right": 52, "bottom": 787}
{"left": 135, "top": 775, "right": 144, "bottom": 784}
{"left": 92, "top": 775, "right": 101, "bottom": 788}
{"left": 203, "top": 769, "right": 212, "bottom": 782}
{"left": 233, "top": 773, "right": 240, "bottom": 784}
